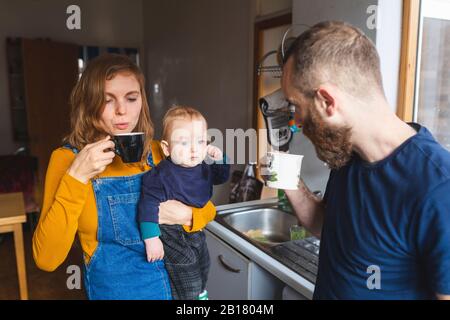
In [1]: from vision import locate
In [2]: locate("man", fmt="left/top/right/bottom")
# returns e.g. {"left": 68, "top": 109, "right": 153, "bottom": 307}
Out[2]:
{"left": 281, "top": 21, "right": 450, "bottom": 299}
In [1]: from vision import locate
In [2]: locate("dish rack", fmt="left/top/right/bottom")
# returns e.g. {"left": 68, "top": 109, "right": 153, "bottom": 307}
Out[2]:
{"left": 257, "top": 50, "right": 283, "bottom": 78}
{"left": 257, "top": 24, "right": 311, "bottom": 79}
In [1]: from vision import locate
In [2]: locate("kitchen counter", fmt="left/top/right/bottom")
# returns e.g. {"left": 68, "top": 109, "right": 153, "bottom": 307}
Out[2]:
{"left": 206, "top": 198, "right": 318, "bottom": 300}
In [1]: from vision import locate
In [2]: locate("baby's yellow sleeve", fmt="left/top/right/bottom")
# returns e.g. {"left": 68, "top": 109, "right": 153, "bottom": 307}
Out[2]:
{"left": 183, "top": 201, "right": 216, "bottom": 233}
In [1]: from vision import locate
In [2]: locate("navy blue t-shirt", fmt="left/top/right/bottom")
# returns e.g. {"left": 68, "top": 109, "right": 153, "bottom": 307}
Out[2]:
{"left": 314, "top": 124, "right": 450, "bottom": 300}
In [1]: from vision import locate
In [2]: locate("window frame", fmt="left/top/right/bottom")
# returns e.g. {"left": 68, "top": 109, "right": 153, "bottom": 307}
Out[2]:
{"left": 397, "top": 0, "right": 421, "bottom": 122}
{"left": 398, "top": 0, "right": 450, "bottom": 124}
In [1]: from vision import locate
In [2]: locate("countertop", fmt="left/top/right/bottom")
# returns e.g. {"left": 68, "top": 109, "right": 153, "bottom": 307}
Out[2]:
{"left": 206, "top": 198, "right": 318, "bottom": 299}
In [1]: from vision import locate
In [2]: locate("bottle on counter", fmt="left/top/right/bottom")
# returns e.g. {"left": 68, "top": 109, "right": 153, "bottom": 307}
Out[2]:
{"left": 233, "top": 162, "right": 263, "bottom": 203}
{"left": 278, "top": 189, "right": 292, "bottom": 212}
{"left": 244, "top": 161, "right": 256, "bottom": 178}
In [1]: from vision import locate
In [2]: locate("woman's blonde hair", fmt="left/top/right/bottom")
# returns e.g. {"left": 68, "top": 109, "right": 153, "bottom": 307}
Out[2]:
{"left": 162, "top": 106, "right": 207, "bottom": 141}
{"left": 65, "top": 53, "right": 154, "bottom": 164}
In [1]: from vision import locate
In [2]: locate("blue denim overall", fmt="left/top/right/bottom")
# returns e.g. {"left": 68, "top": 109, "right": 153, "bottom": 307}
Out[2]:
{"left": 64, "top": 145, "right": 172, "bottom": 300}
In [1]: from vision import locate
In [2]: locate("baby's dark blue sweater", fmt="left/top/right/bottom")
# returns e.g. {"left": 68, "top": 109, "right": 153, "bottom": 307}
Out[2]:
{"left": 137, "top": 156, "right": 230, "bottom": 239}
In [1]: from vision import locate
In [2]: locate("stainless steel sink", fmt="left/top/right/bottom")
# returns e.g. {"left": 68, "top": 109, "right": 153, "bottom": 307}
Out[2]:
{"left": 219, "top": 207, "right": 299, "bottom": 246}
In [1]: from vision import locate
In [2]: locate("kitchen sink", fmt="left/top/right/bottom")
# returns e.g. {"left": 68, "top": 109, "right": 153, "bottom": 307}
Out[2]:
{"left": 212, "top": 199, "right": 320, "bottom": 286}
{"left": 219, "top": 207, "right": 299, "bottom": 246}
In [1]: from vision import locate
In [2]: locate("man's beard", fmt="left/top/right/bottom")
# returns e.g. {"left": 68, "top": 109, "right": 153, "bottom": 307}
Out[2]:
{"left": 301, "top": 106, "right": 353, "bottom": 170}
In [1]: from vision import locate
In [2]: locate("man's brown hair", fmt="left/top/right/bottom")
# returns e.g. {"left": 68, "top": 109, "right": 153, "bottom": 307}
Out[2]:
{"left": 284, "top": 21, "right": 384, "bottom": 98}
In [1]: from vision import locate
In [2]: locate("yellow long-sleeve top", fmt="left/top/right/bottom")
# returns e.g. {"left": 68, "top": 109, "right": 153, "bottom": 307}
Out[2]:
{"left": 32, "top": 140, "right": 216, "bottom": 272}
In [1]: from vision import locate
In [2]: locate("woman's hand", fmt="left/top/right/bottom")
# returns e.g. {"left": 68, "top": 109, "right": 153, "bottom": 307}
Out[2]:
{"left": 159, "top": 200, "right": 193, "bottom": 226}
{"left": 67, "top": 136, "right": 116, "bottom": 184}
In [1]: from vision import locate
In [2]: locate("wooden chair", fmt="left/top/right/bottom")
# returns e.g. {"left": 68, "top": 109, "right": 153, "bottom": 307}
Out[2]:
{"left": 0, "top": 192, "right": 28, "bottom": 300}
{"left": 0, "top": 154, "right": 40, "bottom": 232}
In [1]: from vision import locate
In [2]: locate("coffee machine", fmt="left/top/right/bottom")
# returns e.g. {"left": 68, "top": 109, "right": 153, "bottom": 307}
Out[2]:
{"left": 259, "top": 89, "right": 299, "bottom": 152}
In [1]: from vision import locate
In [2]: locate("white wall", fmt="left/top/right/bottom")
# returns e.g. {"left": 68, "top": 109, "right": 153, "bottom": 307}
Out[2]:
{"left": 0, "top": 0, "right": 144, "bottom": 155}
{"left": 292, "top": 0, "right": 403, "bottom": 111}
{"left": 292, "top": 0, "right": 378, "bottom": 41}
{"left": 256, "top": 0, "right": 292, "bottom": 16}
{"left": 142, "top": 0, "right": 256, "bottom": 205}
{"left": 376, "top": 0, "right": 403, "bottom": 111}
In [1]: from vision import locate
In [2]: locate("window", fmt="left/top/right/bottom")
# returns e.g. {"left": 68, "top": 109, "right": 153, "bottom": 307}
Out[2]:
{"left": 415, "top": 0, "right": 450, "bottom": 150}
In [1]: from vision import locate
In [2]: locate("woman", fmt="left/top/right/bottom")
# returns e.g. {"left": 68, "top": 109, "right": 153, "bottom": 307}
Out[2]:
{"left": 32, "top": 53, "right": 216, "bottom": 300}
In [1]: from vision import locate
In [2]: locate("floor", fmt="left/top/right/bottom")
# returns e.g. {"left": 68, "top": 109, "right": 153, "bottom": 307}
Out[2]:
{"left": 0, "top": 223, "right": 86, "bottom": 300}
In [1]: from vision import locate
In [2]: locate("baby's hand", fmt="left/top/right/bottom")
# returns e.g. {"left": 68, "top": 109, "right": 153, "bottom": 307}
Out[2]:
{"left": 207, "top": 145, "right": 223, "bottom": 161}
{"left": 144, "top": 237, "right": 164, "bottom": 262}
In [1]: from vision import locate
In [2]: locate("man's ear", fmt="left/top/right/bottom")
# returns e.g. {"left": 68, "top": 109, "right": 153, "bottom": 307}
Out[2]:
{"left": 160, "top": 140, "right": 170, "bottom": 157}
{"left": 316, "top": 86, "right": 336, "bottom": 117}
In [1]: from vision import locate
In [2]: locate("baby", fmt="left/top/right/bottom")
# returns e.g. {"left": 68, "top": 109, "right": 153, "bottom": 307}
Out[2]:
{"left": 137, "top": 106, "right": 230, "bottom": 300}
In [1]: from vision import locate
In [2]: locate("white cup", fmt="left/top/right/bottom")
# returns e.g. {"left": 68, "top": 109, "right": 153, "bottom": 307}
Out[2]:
{"left": 266, "top": 152, "right": 303, "bottom": 190}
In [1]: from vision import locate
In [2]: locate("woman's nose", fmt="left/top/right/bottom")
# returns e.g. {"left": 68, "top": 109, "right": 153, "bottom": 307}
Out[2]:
{"left": 115, "top": 101, "right": 126, "bottom": 115}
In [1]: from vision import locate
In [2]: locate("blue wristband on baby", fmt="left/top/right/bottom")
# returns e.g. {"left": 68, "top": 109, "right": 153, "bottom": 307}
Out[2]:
{"left": 215, "top": 154, "right": 229, "bottom": 165}
{"left": 140, "top": 222, "right": 161, "bottom": 239}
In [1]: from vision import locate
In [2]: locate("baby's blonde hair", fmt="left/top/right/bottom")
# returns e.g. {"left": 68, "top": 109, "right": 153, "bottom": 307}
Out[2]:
{"left": 162, "top": 106, "right": 207, "bottom": 141}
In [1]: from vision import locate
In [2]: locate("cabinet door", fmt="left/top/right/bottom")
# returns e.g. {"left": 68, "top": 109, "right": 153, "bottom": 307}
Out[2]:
{"left": 205, "top": 230, "right": 250, "bottom": 300}
{"left": 22, "top": 39, "right": 78, "bottom": 195}
{"left": 282, "top": 285, "right": 309, "bottom": 300}
{"left": 249, "top": 263, "right": 285, "bottom": 300}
